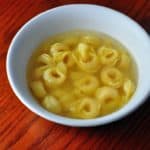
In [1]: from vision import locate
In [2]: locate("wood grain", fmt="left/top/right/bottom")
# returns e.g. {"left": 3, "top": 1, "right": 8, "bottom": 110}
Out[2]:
{"left": 0, "top": 0, "right": 150, "bottom": 150}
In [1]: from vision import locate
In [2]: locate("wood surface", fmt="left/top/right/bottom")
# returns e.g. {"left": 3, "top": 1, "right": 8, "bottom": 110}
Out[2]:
{"left": 0, "top": 0, "right": 150, "bottom": 150}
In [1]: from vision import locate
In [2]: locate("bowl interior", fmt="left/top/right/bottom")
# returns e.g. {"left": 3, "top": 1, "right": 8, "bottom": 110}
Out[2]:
{"left": 7, "top": 4, "right": 150, "bottom": 126}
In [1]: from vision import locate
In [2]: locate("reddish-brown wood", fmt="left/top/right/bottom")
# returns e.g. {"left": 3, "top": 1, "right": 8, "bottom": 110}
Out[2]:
{"left": 0, "top": 0, "right": 150, "bottom": 149}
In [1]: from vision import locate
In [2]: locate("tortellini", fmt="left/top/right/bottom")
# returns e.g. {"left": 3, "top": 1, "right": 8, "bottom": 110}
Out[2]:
{"left": 81, "top": 35, "right": 101, "bottom": 48}
{"left": 117, "top": 52, "right": 130, "bottom": 70}
{"left": 78, "top": 97, "right": 100, "bottom": 118}
{"left": 69, "top": 97, "right": 100, "bottom": 119}
{"left": 123, "top": 79, "right": 135, "bottom": 100}
{"left": 100, "top": 67, "right": 123, "bottom": 88}
{"left": 28, "top": 30, "right": 137, "bottom": 119}
{"left": 30, "top": 81, "right": 47, "bottom": 99}
{"left": 98, "top": 46, "right": 119, "bottom": 66}
{"left": 33, "top": 65, "right": 49, "bottom": 79}
{"left": 53, "top": 51, "right": 74, "bottom": 67}
{"left": 73, "top": 43, "right": 100, "bottom": 72}
{"left": 37, "top": 53, "right": 53, "bottom": 65}
{"left": 50, "top": 42, "right": 69, "bottom": 56}
{"left": 95, "top": 86, "right": 119, "bottom": 104}
{"left": 95, "top": 87, "right": 120, "bottom": 114}
{"left": 42, "top": 95, "right": 62, "bottom": 114}
{"left": 74, "top": 75, "right": 99, "bottom": 94}
{"left": 43, "top": 63, "right": 67, "bottom": 88}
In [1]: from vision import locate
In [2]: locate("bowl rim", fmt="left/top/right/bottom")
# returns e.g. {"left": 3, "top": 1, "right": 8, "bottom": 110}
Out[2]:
{"left": 6, "top": 4, "right": 150, "bottom": 127}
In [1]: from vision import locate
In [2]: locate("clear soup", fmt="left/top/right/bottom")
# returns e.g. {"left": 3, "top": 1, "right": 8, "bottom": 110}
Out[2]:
{"left": 27, "top": 30, "right": 137, "bottom": 119}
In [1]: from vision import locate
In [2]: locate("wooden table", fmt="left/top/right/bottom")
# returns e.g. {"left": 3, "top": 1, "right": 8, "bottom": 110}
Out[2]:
{"left": 0, "top": 0, "right": 150, "bottom": 149}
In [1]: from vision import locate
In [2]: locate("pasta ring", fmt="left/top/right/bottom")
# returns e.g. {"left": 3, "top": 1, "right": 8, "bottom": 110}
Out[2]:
{"left": 43, "top": 67, "right": 66, "bottom": 88}
{"left": 100, "top": 67, "right": 123, "bottom": 88}
{"left": 98, "top": 46, "right": 119, "bottom": 66}
{"left": 50, "top": 43, "right": 69, "bottom": 56}
{"left": 95, "top": 86, "right": 119, "bottom": 104}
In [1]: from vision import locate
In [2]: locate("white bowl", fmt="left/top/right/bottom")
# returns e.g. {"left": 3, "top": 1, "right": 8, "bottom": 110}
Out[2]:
{"left": 6, "top": 4, "right": 150, "bottom": 127}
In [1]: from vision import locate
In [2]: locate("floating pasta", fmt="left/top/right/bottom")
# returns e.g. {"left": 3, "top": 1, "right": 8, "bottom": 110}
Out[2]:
{"left": 50, "top": 42, "right": 69, "bottom": 56}
{"left": 51, "top": 87, "right": 75, "bottom": 112}
{"left": 117, "top": 52, "right": 130, "bottom": 70}
{"left": 33, "top": 65, "right": 49, "bottom": 79}
{"left": 95, "top": 86, "right": 120, "bottom": 114}
{"left": 98, "top": 46, "right": 120, "bottom": 66}
{"left": 68, "top": 97, "right": 100, "bottom": 119}
{"left": 77, "top": 43, "right": 91, "bottom": 54}
{"left": 43, "top": 63, "right": 67, "bottom": 88}
{"left": 60, "top": 93, "right": 76, "bottom": 112}
{"left": 53, "top": 51, "right": 75, "bottom": 67}
{"left": 100, "top": 67, "right": 123, "bottom": 88}
{"left": 95, "top": 86, "right": 119, "bottom": 103}
{"left": 101, "top": 99, "right": 120, "bottom": 115}
{"left": 81, "top": 35, "right": 101, "bottom": 48}
{"left": 42, "top": 95, "right": 62, "bottom": 114}
{"left": 30, "top": 81, "right": 47, "bottom": 98}
{"left": 43, "top": 68, "right": 66, "bottom": 88}
{"left": 74, "top": 75, "right": 99, "bottom": 94}
{"left": 123, "top": 79, "right": 135, "bottom": 99}
{"left": 73, "top": 43, "right": 100, "bottom": 72}
{"left": 77, "top": 97, "right": 100, "bottom": 119}
{"left": 37, "top": 53, "right": 53, "bottom": 65}
{"left": 56, "top": 62, "right": 67, "bottom": 74}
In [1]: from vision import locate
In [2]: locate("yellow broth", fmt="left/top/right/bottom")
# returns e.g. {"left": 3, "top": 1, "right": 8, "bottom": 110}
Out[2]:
{"left": 27, "top": 30, "right": 137, "bottom": 119}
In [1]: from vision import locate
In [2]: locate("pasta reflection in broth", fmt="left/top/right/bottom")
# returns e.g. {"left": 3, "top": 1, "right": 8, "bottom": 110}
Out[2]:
{"left": 27, "top": 30, "right": 137, "bottom": 119}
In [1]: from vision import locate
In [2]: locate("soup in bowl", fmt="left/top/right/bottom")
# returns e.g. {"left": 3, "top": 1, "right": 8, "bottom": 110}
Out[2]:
{"left": 27, "top": 30, "right": 137, "bottom": 119}
{"left": 6, "top": 4, "right": 150, "bottom": 126}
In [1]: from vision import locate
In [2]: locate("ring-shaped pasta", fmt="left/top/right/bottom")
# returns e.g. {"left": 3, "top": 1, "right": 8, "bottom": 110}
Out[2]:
{"left": 117, "top": 52, "right": 130, "bottom": 70}
{"left": 43, "top": 67, "right": 66, "bottom": 88}
{"left": 56, "top": 62, "right": 67, "bottom": 74}
{"left": 68, "top": 97, "right": 100, "bottom": 119}
{"left": 77, "top": 97, "right": 100, "bottom": 119}
{"left": 37, "top": 53, "right": 53, "bottom": 65}
{"left": 95, "top": 87, "right": 120, "bottom": 115}
{"left": 53, "top": 51, "right": 75, "bottom": 67}
{"left": 100, "top": 67, "right": 123, "bottom": 88}
{"left": 50, "top": 43, "right": 69, "bottom": 56}
{"left": 81, "top": 35, "right": 101, "bottom": 48}
{"left": 79, "top": 53, "right": 100, "bottom": 72}
{"left": 75, "top": 75, "right": 99, "bottom": 94}
{"left": 95, "top": 86, "right": 119, "bottom": 104}
{"left": 76, "top": 43, "right": 95, "bottom": 58}
{"left": 123, "top": 79, "right": 135, "bottom": 99}
{"left": 73, "top": 43, "right": 100, "bottom": 72}
{"left": 42, "top": 95, "right": 62, "bottom": 113}
{"left": 98, "top": 46, "right": 120, "bottom": 66}
{"left": 33, "top": 65, "right": 49, "bottom": 79}
{"left": 30, "top": 81, "right": 47, "bottom": 98}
